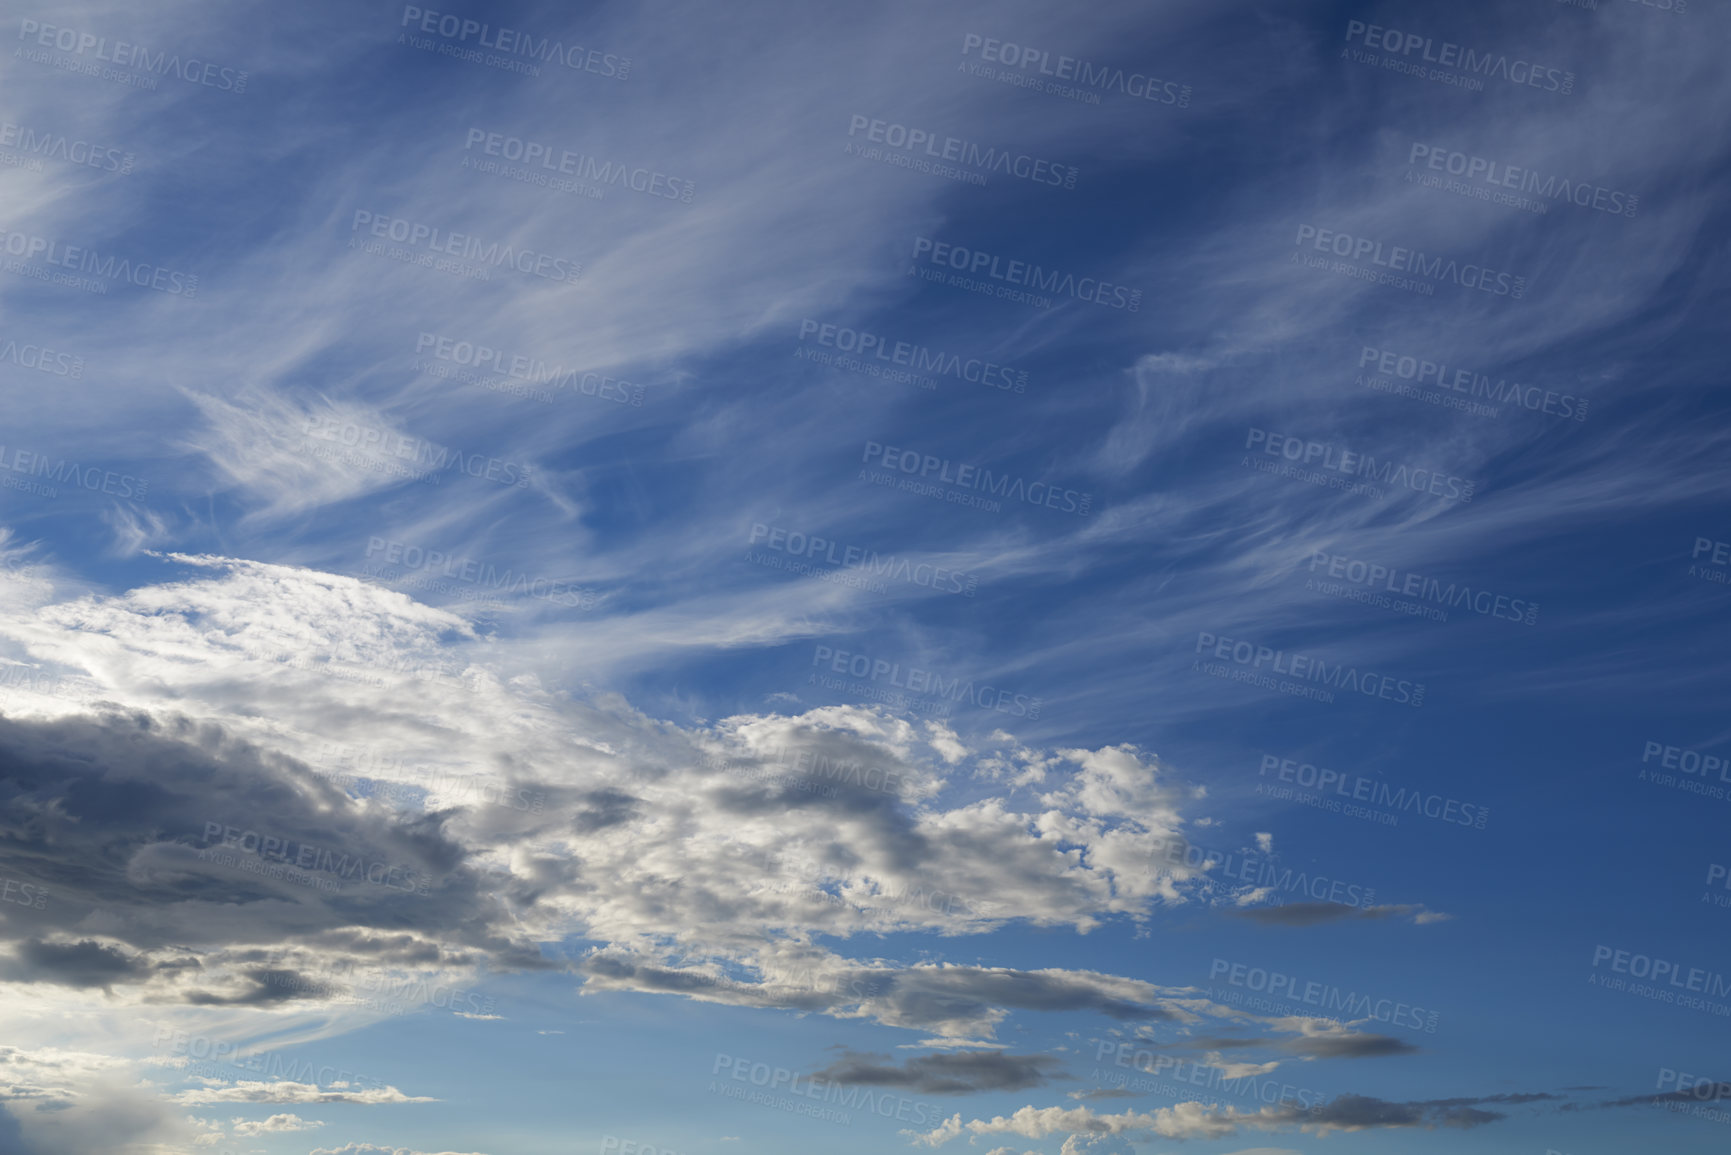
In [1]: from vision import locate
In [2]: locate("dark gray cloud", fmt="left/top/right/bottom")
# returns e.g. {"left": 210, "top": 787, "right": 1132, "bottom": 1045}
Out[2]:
{"left": 1174, "top": 1031, "right": 1419, "bottom": 1059}
{"left": 1282, "top": 1033, "right": 1419, "bottom": 1059}
{"left": 811, "top": 1049, "right": 1067, "bottom": 1095}
{"left": 1273, "top": 1091, "right": 1561, "bottom": 1131}
{"left": 181, "top": 967, "right": 340, "bottom": 1006}
{"left": 1598, "top": 1085, "right": 1731, "bottom": 1109}
{"left": 0, "top": 939, "right": 149, "bottom": 990}
{"left": 570, "top": 788, "right": 642, "bottom": 834}
{"left": 0, "top": 709, "right": 548, "bottom": 989}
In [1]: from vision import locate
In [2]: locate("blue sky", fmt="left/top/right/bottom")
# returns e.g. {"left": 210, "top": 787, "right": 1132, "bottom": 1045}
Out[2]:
{"left": 0, "top": 0, "right": 1726, "bottom": 1153}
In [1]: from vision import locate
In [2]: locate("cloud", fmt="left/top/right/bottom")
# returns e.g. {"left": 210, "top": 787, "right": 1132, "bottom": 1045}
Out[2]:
{"left": 0, "top": 555, "right": 1449, "bottom": 1129}
{"left": 907, "top": 1090, "right": 1552, "bottom": 1145}
{"left": 167, "top": 1082, "right": 436, "bottom": 1106}
{"left": 907, "top": 1102, "right": 1256, "bottom": 1145}
{"left": 0, "top": 555, "right": 1243, "bottom": 1042}
{"left": 308, "top": 1146, "right": 490, "bottom": 1155}
{"left": 231, "top": 1112, "right": 321, "bottom": 1135}
{"left": 1228, "top": 903, "right": 1446, "bottom": 927}
{"left": 1597, "top": 1084, "right": 1731, "bottom": 1109}
{"left": 0, "top": 939, "right": 149, "bottom": 991}
{"left": 1277, "top": 1032, "right": 1419, "bottom": 1061}
{"left": 811, "top": 1050, "right": 1067, "bottom": 1095}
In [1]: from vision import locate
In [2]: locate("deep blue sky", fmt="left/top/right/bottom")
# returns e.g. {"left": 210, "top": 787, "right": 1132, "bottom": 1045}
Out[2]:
{"left": 0, "top": 1, "right": 1725, "bottom": 1153}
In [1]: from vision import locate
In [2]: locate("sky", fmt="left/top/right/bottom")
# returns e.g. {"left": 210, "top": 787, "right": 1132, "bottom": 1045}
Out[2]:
{"left": 0, "top": 0, "right": 1726, "bottom": 1153}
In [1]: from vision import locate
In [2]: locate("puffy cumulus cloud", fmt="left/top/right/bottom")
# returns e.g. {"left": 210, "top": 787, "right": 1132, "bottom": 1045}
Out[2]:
{"left": 231, "top": 1111, "right": 322, "bottom": 1135}
{"left": 0, "top": 556, "right": 1232, "bottom": 1027}
{"left": 0, "top": 554, "right": 1437, "bottom": 1135}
